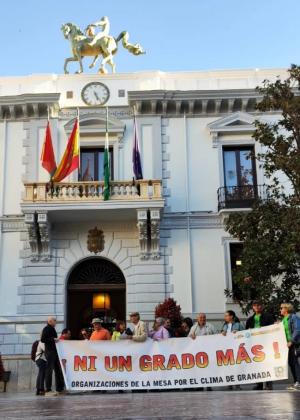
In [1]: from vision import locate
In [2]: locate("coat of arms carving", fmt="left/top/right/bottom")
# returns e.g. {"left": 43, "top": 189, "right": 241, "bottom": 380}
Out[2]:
{"left": 87, "top": 227, "right": 105, "bottom": 254}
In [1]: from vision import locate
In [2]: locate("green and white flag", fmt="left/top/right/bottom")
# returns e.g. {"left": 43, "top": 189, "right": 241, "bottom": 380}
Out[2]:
{"left": 103, "top": 107, "right": 110, "bottom": 201}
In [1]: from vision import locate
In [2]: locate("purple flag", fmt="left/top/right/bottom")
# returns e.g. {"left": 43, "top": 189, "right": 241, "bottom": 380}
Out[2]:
{"left": 132, "top": 114, "right": 143, "bottom": 180}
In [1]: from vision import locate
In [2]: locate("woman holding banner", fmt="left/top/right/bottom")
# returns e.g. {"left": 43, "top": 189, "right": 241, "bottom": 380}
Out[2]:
{"left": 221, "top": 310, "right": 244, "bottom": 390}
{"left": 221, "top": 311, "right": 244, "bottom": 335}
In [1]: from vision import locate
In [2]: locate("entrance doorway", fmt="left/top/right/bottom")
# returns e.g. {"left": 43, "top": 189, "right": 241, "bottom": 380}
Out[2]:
{"left": 67, "top": 257, "right": 126, "bottom": 338}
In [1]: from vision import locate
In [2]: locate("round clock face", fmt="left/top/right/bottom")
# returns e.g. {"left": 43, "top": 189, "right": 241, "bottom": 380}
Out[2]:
{"left": 81, "top": 82, "right": 110, "bottom": 106}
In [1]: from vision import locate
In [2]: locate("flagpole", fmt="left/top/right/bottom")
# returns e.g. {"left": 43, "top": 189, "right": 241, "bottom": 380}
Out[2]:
{"left": 183, "top": 111, "right": 194, "bottom": 312}
{"left": 105, "top": 106, "right": 109, "bottom": 149}
{"left": 103, "top": 106, "right": 110, "bottom": 200}
{"left": 105, "top": 106, "right": 109, "bottom": 188}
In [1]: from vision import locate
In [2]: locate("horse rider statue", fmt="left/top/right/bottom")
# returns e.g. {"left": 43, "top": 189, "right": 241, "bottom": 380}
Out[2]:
{"left": 61, "top": 17, "right": 145, "bottom": 74}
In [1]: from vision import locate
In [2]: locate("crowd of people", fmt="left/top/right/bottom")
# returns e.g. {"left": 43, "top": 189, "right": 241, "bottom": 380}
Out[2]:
{"left": 33, "top": 300, "right": 300, "bottom": 396}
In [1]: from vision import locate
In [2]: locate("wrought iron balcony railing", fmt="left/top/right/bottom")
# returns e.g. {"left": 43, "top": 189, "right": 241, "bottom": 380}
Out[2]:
{"left": 23, "top": 179, "right": 162, "bottom": 203}
{"left": 217, "top": 184, "right": 267, "bottom": 211}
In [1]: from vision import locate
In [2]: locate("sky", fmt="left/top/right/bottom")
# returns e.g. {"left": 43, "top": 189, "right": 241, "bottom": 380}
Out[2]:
{"left": 0, "top": 0, "right": 299, "bottom": 76}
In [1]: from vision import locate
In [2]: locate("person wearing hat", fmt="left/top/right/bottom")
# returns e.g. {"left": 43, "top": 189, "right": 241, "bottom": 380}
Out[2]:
{"left": 128, "top": 312, "right": 147, "bottom": 342}
{"left": 85, "top": 318, "right": 111, "bottom": 341}
{"left": 246, "top": 300, "right": 275, "bottom": 390}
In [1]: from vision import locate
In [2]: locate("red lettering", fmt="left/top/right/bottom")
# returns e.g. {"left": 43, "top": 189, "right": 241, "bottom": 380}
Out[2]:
{"left": 251, "top": 345, "right": 265, "bottom": 362}
{"left": 195, "top": 352, "right": 208, "bottom": 368}
{"left": 74, "top": 355, "right": 87, "bottom": 371}
{"left": 166, "top": 354, "right": 181, "bottom": 370}
{"left": 216, "top": 349, "right": 235, "bottom": 366}
{"left": 119, "top": 356, "right": 132, "bottom": 372}
{"left": 182, "top": 353, "right": 195, "bottom": 369}
{"left": 153, "top": 354, "right": 166, "bottom": 370}
{"left": 140, "top": 355, "right": 152, "bottom": 371}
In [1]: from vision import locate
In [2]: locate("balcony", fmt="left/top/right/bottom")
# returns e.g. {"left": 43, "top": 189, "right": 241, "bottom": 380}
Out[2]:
{"left": 21, "top": 179, "right": 164, "bottom": 262}
{"left": 22, "top": 179, "right": 164, "bottom": 224}
{"left": 23, "top": 179, "right": 162, "bottom": 204}
{"left": 217, "top": 185, "right": 267, "bottom": 211}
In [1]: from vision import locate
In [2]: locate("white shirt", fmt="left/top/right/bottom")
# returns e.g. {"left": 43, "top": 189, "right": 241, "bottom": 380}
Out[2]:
{"left": 188, "top": 322, "right": 215, "bottom": 337}
{"left": 227, "top": 323, "right": 233, "bottom": 333}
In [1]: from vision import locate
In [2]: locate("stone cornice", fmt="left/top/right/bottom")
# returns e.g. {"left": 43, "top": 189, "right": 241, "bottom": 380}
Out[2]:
{"left": 59, "top": 106, "right": 132, "bottom": 121}
{"left": 129, "top": 88, "right": 261, "bottom": 101}
{"left": 0, "top": 215, "right": 26, "bottom": 232}
{"left": 128, "top": 89, "right": 271, "bottom": 116}
{"left": 0, "top": 93, "right": 60, "bottom": 120}
{"left": 161, "top": 212, "right": 223, "bottom": 229}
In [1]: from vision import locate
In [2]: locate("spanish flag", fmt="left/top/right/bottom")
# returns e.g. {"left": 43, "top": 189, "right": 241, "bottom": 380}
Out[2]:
{"left": 52, "top": 118, "right": 79, "bottom": 182}
{"left": 40, "top": 121, "right": 57, "bottom": 177}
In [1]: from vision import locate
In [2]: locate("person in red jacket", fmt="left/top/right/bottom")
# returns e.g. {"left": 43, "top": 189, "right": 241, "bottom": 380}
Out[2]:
{"left": 59, "top": 329, "right": 71, "bottom": 340}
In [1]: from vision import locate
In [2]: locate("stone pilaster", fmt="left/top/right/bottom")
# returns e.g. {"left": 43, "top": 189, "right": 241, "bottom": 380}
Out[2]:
{"left": 137, "top": 209, "right": 149, "bottom": 260}
{"left": 150, "top": 209, "right": 160, "bottom": 260}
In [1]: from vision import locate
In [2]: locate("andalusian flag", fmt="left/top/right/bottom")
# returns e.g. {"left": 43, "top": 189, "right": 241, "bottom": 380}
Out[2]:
{"left": 103, "top": 107, "right": 110, "bottom": 200}
{"left": 40, "top": 120, "right": 57, "bottom": 177}
{"left": 52, "top": 117, "right": 80, "bottom": 182}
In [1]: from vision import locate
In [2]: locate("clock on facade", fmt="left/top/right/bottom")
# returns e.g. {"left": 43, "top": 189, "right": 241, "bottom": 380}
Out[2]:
{"left": 81, "top": 82, "right": 110, "bottom": 106}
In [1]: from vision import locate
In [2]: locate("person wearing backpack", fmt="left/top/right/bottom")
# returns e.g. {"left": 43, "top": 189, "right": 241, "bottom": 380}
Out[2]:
{"left": 35, "top": 340, "right": 47, "bottom": 395}
{"left": 280, "top": 303, "right": 300, "bottom": 390}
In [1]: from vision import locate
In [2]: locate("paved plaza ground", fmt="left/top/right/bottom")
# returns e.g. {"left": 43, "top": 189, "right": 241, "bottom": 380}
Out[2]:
{"left": 0, "top": 389, "right": 300, "bottom": 420}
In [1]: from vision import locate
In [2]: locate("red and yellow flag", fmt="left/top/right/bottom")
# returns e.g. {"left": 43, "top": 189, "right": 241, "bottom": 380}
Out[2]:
{"left": 52, "top": 118, "right": 79, "bottom": 182}
{"left": 40, "top": 121, "right": 57, "bottom": 176}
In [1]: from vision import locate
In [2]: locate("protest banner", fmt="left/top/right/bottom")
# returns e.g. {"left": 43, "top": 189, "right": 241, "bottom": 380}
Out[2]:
{"left": 56, "top": 324, "right": 288, "bottom": 391}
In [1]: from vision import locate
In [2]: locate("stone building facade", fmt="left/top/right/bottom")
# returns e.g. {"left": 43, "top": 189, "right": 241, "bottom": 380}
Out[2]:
{"left": 0, "top": 68, "right": 287, "bottom": 389}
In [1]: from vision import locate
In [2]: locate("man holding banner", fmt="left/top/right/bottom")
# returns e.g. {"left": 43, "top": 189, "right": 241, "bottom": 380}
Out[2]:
{"left": 128, "top": 312, "right": 147, "bottom": 342}
{"left": 246, "top": 300, "right": 275, "bottom": 390}
{"left": 188, "top": 313, "right": 215, "bottom": 338}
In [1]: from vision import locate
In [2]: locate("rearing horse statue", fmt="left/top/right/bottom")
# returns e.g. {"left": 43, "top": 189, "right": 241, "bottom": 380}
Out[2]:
{"left": 61, "top": 20, "right": 145, "bottom": 74}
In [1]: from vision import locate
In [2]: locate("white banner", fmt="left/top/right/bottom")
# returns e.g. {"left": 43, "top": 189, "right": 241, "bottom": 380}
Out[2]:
{"left": 56, "top": 324, "right": 288, "bottom": 391}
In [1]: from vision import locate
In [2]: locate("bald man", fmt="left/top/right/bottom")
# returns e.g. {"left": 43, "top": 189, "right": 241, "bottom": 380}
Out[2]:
{"left": 188, "top": 313, "right": 215, "bottom": 338}
{"left": 41, "top": 316, "right": 64, "bottom": 396}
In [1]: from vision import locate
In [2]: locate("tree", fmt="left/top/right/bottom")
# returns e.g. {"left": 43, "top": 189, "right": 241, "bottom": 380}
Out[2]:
{"left": 155, "top": 298, "right": 182, "bottom": 329}
{"left": 225, "top": 65, "right": 300, "bottom": 316}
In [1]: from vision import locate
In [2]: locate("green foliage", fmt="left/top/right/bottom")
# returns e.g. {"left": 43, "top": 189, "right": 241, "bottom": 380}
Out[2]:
{"left": 225, "top": 65, "right": 300, "bottom": 315}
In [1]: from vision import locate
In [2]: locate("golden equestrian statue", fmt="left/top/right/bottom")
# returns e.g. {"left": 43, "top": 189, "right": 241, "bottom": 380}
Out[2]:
{"left": 61, "top": 16, "right": 145, "bottom": 74}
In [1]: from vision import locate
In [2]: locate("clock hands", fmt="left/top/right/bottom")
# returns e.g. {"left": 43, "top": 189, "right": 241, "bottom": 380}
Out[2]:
{"left": 94, "top": 91, "right": 101, "bottom": 102}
